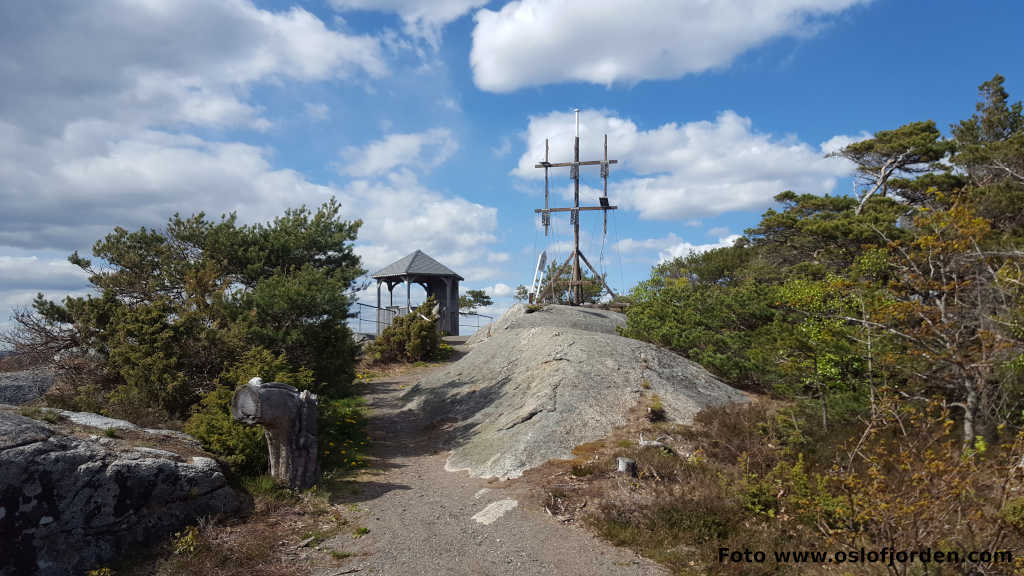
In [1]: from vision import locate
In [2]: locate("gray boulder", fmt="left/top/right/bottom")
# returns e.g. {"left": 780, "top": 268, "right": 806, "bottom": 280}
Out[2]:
{"left": 404, "top": 304, "right": 747, "bottom": 479}
{"left": 0, "top": 408, "right": 245, "bottom": 576}
{"left": 0, "top": 368, "right": 55, "bottom": 406}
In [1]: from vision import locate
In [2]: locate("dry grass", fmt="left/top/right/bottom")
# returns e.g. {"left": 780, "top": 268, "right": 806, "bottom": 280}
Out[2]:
{"left": 0, "top": 352, "right": 41, "bottom": 372}
{"left": 521, "top": 398, "right": 1024, "bottom": 576}
{"left": 354, "top": 356, "right": 450, "bottom": 380}
{"left": 119, "top": 485, "right": 362, "bottom": 576}
{"left": 522, "top": 402, "right": 744, "bottom": 573}
{"left": 519, "top": 400, "right": 829, "bottom": 574}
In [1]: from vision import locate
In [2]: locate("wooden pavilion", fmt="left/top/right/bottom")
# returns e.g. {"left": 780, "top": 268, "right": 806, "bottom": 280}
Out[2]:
{"left": 370, "top": 250, "right": 463, "bottom": 336}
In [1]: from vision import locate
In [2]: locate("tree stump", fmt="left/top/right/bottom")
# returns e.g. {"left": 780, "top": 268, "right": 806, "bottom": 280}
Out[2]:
{"left": 616, "top": 457, "right": 637, "bottom": 477}
{"left": 231, "top": 377, "right": 319, "bottom": 490}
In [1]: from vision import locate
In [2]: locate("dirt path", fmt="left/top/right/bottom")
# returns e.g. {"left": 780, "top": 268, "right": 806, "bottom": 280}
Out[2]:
{"left": 321, "top": 356, "right": 667, "bottom": 576}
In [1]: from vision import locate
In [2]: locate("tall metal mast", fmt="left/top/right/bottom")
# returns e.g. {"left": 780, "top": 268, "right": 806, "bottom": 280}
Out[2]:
{"left": 534, "top": 109, "right": 618, "bottom": 304}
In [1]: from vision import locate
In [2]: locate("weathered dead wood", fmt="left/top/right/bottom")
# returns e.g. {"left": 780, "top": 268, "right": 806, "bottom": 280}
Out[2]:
{"left": 637, "top": 434, "right": 670, "bottom": 450}
{"left": 231, "top": 377, "right": 319, "bottom": 490}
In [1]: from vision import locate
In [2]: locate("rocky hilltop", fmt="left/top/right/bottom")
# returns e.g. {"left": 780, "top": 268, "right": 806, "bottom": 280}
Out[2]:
{"left": 403, "top": 304, "right": 747, "bottom": 479}
{"left": 0, "top": 406, "right": 245, "bottom": 576}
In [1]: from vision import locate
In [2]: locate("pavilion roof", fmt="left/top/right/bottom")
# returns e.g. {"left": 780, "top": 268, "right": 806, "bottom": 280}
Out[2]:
{"left": 370, "top": 249, "right": 463, "bottom": 281}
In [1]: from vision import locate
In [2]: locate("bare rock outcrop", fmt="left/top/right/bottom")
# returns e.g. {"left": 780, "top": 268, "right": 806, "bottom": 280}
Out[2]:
{"left": 0, "top": 368, "right": 55, "bottom": 406}
{"left": 467, "top": 303, "right": 624, "bottom": 345}
{"left": 0, "top": 407, "right": 244, "bottom": 576}
{"left": 404, "top": 305, "right": 746, "bottom": 479}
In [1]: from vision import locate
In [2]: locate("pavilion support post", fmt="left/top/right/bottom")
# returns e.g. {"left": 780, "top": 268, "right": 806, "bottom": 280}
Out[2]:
{"left": 452, "top": 279, "right": 460, "bottom": 336}
{"left": 406, "top": 279, "right": 411, "bottom": 314}
{"left": 443, "top": 277, "right": 451, "bottom": 335}
{"left": 376, "top": 281, "right": 382, "bottom": 336}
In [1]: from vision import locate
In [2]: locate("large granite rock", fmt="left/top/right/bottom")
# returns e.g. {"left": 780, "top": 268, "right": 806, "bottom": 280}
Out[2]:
{"left": 0, "top": 368, "right": 55, "bottom": 406}
{"left": 405, "top": 304, "right": 747, "bottom": 479}
{"left": 466, "top": 303, "right": 625, "bottom": 345}
{"left": 0, "top": 408, "right": 245, "bottom": 576}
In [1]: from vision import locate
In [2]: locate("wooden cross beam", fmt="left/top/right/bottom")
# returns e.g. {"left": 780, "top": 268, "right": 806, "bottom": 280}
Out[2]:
{"left": 535, "top": 206, "right": 618, "bottom": 213}
{"left": 535, "top": 160, "right": 618, "bottom": 168}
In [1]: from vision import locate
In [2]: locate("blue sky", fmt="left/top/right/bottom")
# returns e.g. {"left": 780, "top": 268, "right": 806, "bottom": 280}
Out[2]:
{"left": 1, "top": 0, "right": 1022, "bottom": 328}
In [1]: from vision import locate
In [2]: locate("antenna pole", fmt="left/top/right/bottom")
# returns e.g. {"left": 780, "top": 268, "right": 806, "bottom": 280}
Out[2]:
{"left": 533, "top": 109, "right": 618, "bottom": 304}
{"left": 603, "top": 133, "right": 608, "bottom": 235}
{"left": 543, "top": 139, "right": 550, "bottom": 236}
{"left": 572, "top": 108, "right": 581, "bottom": 304}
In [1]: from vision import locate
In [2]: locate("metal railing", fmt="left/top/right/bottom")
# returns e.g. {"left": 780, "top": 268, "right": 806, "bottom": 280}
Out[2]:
{"left": 458, "top": 310, "right": 493, "bottom": 332}
{"left": 351, "top": 302, "right": 397, "bottom": 335}
{"left": 350, "top": 302, "right": 493, "bottom": 336}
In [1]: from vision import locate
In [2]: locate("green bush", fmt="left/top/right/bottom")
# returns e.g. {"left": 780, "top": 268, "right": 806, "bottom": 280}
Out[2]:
{"left": 184, "top": 385, "right": 267, "bottom": 476}
{"left": 318, "top": 396, "right": 368, "bottom": 472}
{"left": 185, "top": 347, "right": 371, "bottom": 478}
{"left": 1001, "top": 496, "right": 1024, "bottom": 533}
{"left": 364, "top": 298, "right": 442, "bottom": 364}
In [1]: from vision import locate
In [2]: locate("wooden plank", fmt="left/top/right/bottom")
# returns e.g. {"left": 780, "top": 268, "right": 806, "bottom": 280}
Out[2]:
{"left": 534, "top": 160, "right": 618, "bottom": 168}
{"left": 535, "top": 206, "right": 617, "bottom": 213}
{"left": 578, "top": 250, "right": 617, "bottom": 298}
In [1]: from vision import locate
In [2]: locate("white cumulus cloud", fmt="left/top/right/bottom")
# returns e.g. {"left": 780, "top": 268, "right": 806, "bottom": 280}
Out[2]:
{"left": 0, "top": 256, "right": 91, "bottom": 293}
{"left": 0, "top": 0, "right": 386, "bottom": 134}
{"left": 657, "top": 235, "right": 743, "bottom": 263}
{"left": 614, "top": 233, "right": 740, "bottom": 263}
{"left": 339, "top": 128, "right": 459, "bottom": 178}
{"left": 341, "top": 169, "right": 499, "bottom": 275}
{"left": 484, "top": 283, "right": 514, "bottom": 297}
{"left": 305, "top": 103, "right": 331, "bottom": 121}
{"left": 472, "top": 0, "right": 870, "bottom": 92}
{"left": 330, "top": 0, "right": 488, "bottom": 47}
{"left": 515, "top": 109, "right": 858, "bottom": 220}
{"left": 0, "top": 1, "right": 507, "bottom": 328}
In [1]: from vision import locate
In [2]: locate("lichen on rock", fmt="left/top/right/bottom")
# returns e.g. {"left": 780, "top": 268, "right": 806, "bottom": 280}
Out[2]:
{"left": 0, "top": 407, "right": 245, "bottom": 576}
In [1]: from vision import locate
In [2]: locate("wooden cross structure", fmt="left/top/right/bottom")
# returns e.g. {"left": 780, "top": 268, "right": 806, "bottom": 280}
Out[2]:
{"left": 534, "top": 109, "right": 618, "bottom": 305}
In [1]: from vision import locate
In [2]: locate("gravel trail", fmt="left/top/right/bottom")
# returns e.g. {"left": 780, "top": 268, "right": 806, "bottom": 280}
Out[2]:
{"left": 322, "top": 354, "right": 666, "bottom": 576}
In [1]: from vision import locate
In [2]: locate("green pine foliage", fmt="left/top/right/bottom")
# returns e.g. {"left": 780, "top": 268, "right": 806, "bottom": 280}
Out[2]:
{"left": 12, "top": 199, "right": 368, "bottom": 477}
{"left": 607, "top": 75, "right": 1024, "bottom": 573}
{"left": 25, "top": 198, "right": 362, "bottom": 418}
{"left": 458, "top": 289, "right": 493, "bottom": 311}
{"left": 184, "top": 386, "right": 267, "bottom": 476}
